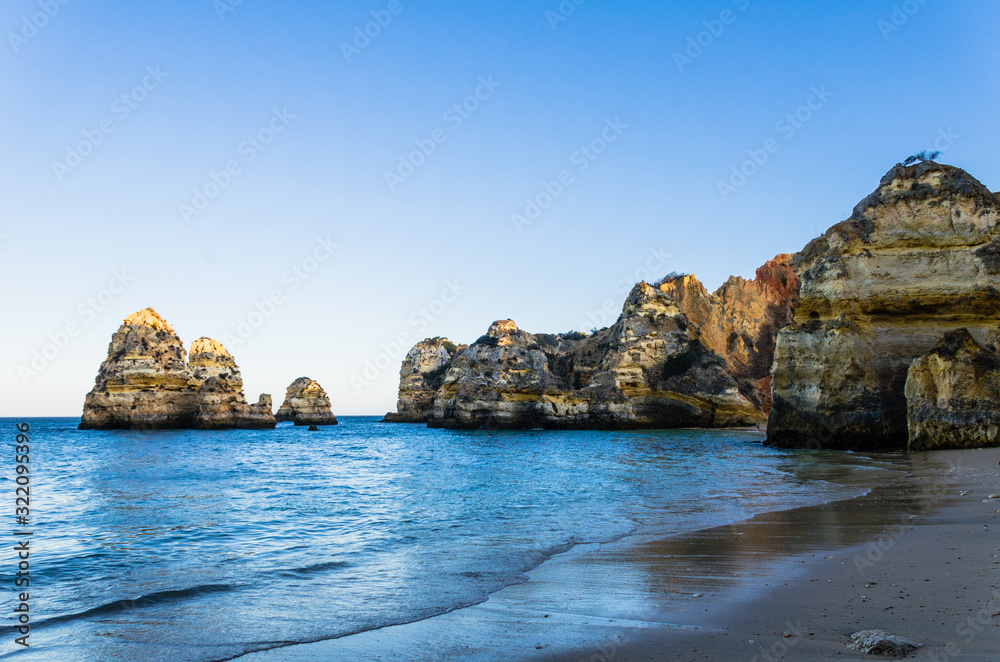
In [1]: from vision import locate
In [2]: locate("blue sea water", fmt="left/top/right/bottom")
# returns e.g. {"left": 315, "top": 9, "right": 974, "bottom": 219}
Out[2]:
{"left": 0, "top": 417, "right": 904, "bottom": 661}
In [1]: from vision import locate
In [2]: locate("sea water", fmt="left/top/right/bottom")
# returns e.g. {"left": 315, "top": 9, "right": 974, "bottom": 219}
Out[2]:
{"left": 0, "top": 417, "right": 905, "bottom": 661}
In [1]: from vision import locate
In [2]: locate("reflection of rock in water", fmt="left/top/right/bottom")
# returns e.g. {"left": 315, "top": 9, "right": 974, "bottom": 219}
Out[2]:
{"left": 636, "top": 453, "right": 951, "bottom": 601}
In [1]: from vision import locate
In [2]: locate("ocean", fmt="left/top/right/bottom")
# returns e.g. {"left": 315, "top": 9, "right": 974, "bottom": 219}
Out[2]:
{"left": 0, "top": 417, "right": 907, "bottom": 661}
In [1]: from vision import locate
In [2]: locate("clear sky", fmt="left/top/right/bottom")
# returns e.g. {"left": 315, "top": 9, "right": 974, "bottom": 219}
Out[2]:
{"left": 2, "top": 0, "right": 998, "bottom": 416}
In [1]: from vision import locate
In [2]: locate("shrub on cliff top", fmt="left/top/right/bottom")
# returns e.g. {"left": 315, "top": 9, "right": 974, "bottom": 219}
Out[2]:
{"left": 442, "top": 340, "right": 458, "bottom": 354}
{"left": 654, "top": 272, "right": 690, "bottom": 287}
{"left": 473, "top": 335, "right": 499, "bottom": 348}
{"left": 535, "top": 334, "right": 559, "bottom": 347}
{"left": 902, "top": 150, "right": 940, "bottom": 166}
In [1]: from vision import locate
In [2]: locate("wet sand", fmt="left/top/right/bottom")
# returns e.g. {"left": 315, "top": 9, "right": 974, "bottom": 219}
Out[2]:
{"left": 233, "top": 448, "right": 1000, "bottom": 662}
{"left": 548, "top": 447, "right": 1000, "bottom": 662}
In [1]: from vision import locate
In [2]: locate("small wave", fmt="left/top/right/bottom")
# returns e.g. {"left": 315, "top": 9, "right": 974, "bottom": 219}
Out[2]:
{"left": 0, "top": 583, "right": 239, "bottom": 633}
{"left": 276, "top": 560, "right": 351, "bottom": 578}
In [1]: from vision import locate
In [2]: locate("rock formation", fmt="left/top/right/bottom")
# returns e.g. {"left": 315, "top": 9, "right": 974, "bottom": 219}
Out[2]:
{"left": 383, "top": 338, "right": 462, "bottom": 423}
{"left": 384, "top": 283, "right": 766, "bottom": 428}
{"left": 275, "top": 378, "right": 338, "bottom": 426}
{"left": 848, "top": 630, "right": 921, "bottom": 656}
{"left": 657, "top": 254, "right": 799, "bottom": 413}
{"left": 385, "top": 251, "right": 799, "bottom": 430}
{"left": 79, "top": 309, "right": 276, "bottom": 430}
{"left": 768, "top": 162, "right": 1000, "bottom": 449}
{"left": 905, "top": 328, "right": 1000, "bottom": 451}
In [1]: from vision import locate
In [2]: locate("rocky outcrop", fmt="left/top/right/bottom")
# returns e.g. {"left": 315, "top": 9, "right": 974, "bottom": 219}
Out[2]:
{"left": 768, "top": 162, "right": 1000, "bottom": 449}
{"left": 657, "top": 254, "right": 799, "bottom": 413}
{"left": 386, "top": 253, "right": 799, "bottom": 430}
{"left": 421, "top": 282, "right": 763, "bottom": 430}
{"left": 79, "top": 309, "right": 276, "bottom": 430}
{"left": 905, "top": 329, "right": 1000, "bottom": 451}
{"left": 275, "top": 378, "right": 338, "bottom": 426}
{"left": 383, "top": 338, "right": 462, "bottom": 423}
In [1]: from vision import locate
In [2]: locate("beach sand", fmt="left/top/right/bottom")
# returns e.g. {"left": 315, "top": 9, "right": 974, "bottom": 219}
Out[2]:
{"left": 235, "top": 448, "right": 1000, "bottom": 662}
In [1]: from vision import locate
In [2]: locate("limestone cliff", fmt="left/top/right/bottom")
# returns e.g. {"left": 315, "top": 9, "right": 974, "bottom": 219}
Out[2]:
{"left": 80, "top": 309, "right": 276, "bottom": 430}
{"left": 383, "top": 338, "right": 462, "bottom": 423}
{"left": 905, "top": 328, "right": 1000, "bottom": 451}
{"left": 422, "top": 283, "right": 763, "bottom": 430}
{"left": 387, "top": 251, "right": 798, "bottom": 429}
{"left": 275, "top": 377, "right": 338, "bottom": 426}
{"left": 657, "top": 254, "right": 799, "bottom": 412}
{"left": 768, "top": 162, "right": 1000, "bottom": 449}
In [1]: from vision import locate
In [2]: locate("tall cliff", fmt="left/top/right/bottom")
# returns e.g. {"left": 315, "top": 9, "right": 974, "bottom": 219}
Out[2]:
{"left": 79, "top": 309, "right": 276, "bottom": 430}
{"left": 385, "top": 250, "right": 798, "bottom": 430}
{"left": 657, "top": 254, "right": 799, "bottom": 412}
{"left": 383, "top": 338, "right": 462, "bottom": 423}
{"left": 768, "top": 162, "right": 1000, "bottom": 449}
{"left": 385, "top": 253, "right": 797, "bottom": 429}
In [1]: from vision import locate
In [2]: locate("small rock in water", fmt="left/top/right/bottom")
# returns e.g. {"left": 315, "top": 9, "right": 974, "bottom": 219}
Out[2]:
{"left": 848, "top": 630, "right": 921, "bottom": 655}
{"left": 307, "top": 425, "right": 319, "bottom": 431}
{"left": 988, "top": 494, "right": 1000, "bottom": 499}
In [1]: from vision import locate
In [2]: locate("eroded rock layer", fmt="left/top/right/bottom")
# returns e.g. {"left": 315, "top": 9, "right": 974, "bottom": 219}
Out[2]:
{"left": 768, "top": 162, "right": 1000, "bottom": 449}
{"left": 386, "top": 251, "right": 799, "bottom": 430}
{"left": 275, "top": 377, "right": 338, "bottom": 426}
{"left": 383, "top": 338, "right": 462, "bottom": 423}
{"left": 403, "top": 283, "right": 764, "bottom": 430}
{"left": 905, "top": 328, "right": 1000, "bottom": 451}
{"left": 79, "top": 309, "right": 276, "bottom": 430}
{"left": 657, "top": 254, "right": 799, "bottom": 413}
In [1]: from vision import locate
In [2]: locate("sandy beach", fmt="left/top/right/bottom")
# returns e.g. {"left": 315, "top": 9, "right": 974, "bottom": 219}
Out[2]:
{"left": 233, "top": 447, "right": 1000, "bottom": 662}
{"left": 547, "top": 448, "right": 1000, "bottom": 662}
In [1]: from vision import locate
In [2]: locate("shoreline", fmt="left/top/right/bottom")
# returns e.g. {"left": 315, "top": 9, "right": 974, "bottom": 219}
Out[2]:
{"left": 231, "top": 447, "right": 1000, "bottom": 661}
{"left": 549, "top": 447, "right": 1000, "bottom": 662}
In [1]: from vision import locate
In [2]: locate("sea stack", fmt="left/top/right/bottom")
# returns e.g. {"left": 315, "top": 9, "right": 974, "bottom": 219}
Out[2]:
{"left": 768, "top": 162, "right": 1000, "bottom": 450}
{"left": 79, "top": 309, "right": 276, "bottom": 430}
{"left": 275, "top": 378, "right": 338, "bottom": 426}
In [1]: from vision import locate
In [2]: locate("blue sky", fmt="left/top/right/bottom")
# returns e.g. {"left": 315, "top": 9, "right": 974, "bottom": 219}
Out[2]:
{"left": 2, "top": 0, "right": 998, "bottom": 416}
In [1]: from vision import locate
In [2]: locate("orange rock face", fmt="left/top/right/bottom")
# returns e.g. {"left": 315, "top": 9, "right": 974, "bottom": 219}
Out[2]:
{"left": 657, "top": 254, "right": 799, "bottom": 413}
